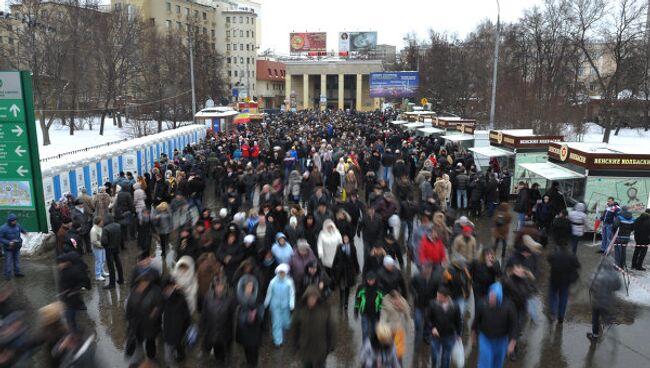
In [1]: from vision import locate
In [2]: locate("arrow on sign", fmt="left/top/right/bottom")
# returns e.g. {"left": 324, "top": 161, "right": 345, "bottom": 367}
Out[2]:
{"left": 14, "top": 145, "right": 26, "bottom": 157}
{"left": 9, "top": 104, "right": 20, "bottom": 118}
{"left": 16, "top": 166, "right": 28, "bottom": 177}
{"left": 11, "top": 125, "right": 23, "bottom": 137}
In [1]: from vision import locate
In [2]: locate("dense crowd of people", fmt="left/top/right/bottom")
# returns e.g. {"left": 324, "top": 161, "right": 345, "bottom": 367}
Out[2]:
{"left": 0, "top": 109, "right": 645, "bottom": 367}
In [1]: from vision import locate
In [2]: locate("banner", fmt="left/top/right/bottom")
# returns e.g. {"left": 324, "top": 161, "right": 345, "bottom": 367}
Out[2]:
{"left": 290, "top": 32, "right": 327, "bottom": 53}
{"left": 369, "top": 72, "right": 419, "bottom": 98}
{"left": 339, "top": 32, "right": 378, "bottom": 52}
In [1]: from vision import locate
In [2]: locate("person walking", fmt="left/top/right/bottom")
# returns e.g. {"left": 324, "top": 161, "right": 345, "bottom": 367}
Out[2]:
{"left": 125, "top": 271, "right": 163, "bottom": 360}
{"left": 71, "top": 199, "right": 93, "bottom": 253}
{"left": 472, "top": 282, "right": 517, "bottom": 368}
{"left": 100, "top": 214, "right": 124, "bottom": 289}
{"left": 568, "top": 203, "right": 587, "bottom": 255}
{"left": 547, "top": 244, "right": 581, "bottom": 323}
{"left": 359, "top": 322, "right": 401, "bottom": 368}
{"left": 317, "top": 219, "right": 342, "bottom": 276}
{"left": 292, "top": 286, "right": 336, "bottom": 368}
{"left": 587, "top": 258, "right": 621, "bottom": 342}
{"left": 236, "top": 275, "right": 265, "bottom": 368}
{"left": 332, "top": 233, "right": 360, "bottom": 315}
{"left": 355, "top": 271, "right": 385, "bottom": 342}
{"left": 632, "top": 209, "right": 650, "bottom": 271}
{"left": 56, "top": 251, "right": 91, "bottom": 332}
{"left": 162, "top": 278, "right": 191, "bottom": 366}
{"left": 201, "top": 277, "right": 236, "bottom": 365}
{"left": 427, "top": 287, "right": 462, "bottom": 368}
{"left": 0, "top": 214, "right": 27, "bottom": 280}
{"left": 264, "top": 263, "right": 295, "bottom": 347}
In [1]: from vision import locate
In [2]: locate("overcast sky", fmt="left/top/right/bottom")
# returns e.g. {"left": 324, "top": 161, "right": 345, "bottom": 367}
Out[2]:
{"left": 256, "top": 0, "right": 543, "bottom": 54}
{"left": 1, "top": 0, "right": 543, "bottom": 53}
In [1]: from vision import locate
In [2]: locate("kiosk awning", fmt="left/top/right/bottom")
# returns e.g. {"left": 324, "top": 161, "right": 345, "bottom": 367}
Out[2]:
{"left": 469, "top": 146, "right": 514, "bottom": 157}
{"left": 390, "top": 120, "right": 408, "bottom": 126}
{"left": 442, "top": 134, "right": 474, "bottom": 141}
{"left": 404, "top": 122, "right": 425, "bottom": 129}
{"left": 518, "top": 162, "right": 584, "bottom": 180}
{"left": 418, "top": 127, "right": 445, "bottom": 135}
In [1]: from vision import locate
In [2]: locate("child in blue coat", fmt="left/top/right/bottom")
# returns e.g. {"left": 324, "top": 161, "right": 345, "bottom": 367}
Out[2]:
{"left": 264, "top": 263, "right": 295, "bottom": 347}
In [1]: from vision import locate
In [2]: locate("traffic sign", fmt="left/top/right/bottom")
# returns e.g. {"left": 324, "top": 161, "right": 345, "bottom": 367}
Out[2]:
{"left": 420, "top": 97, "right": 428, "bottom": 106}
{"left": 0, "top": 71, "right": 47, "bottom": 232}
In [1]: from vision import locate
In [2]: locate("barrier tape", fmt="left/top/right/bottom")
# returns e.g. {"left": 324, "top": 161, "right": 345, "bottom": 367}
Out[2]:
{"left": 613, "top": 264, "right": 650, "bottom": 295}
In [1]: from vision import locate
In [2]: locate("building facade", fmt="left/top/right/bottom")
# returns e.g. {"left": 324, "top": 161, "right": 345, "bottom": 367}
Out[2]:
{"left": 216, "top": 5, "right": 257, "bottom": 99}
{"left": 256, "top": 58, "right": 285, "bottom": 109}
{"left": 284, "top": 60, "right": 383, "bottom": 111}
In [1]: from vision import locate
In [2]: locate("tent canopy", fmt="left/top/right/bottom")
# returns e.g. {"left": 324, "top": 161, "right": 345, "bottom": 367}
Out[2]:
{"left": 518, "top": 162, "right": 584, "bottom": 180}
{"left": 469, "top": 146, "right": 515, "bottom": 157}
{"left": 390, "top": 120, "right": 408, "bottom": 125}
{"left": 442, "top": 134, "right": 474, "bottom": 141}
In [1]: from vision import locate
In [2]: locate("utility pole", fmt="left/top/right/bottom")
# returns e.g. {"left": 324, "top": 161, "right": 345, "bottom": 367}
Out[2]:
{"left": 188, "top": 26, "right": 197, "bottom": 123}
{"left": 489, "top": 0, "right": 500, "bottom": 130}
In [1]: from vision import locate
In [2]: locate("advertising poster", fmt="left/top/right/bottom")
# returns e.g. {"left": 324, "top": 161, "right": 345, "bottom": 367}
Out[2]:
{"left": 90, "top": 165, "right": 98, "bottom": 193}
{"left": 42, "top": 177, "right": 54, "bottom": 205}
{"left": 76, "top": 168, "right": 85, "bottom": 193}
{"left": 369, "top": 72, "right": 419, "bottom": 98}
{"left": 290, "top": 32, "right": 327, "bottom": 52}
{"left": 60, "top": 171, "right": 70, "bottom": 195}
{"left": 123, "top": 153, "right": 137, "bottom": 174}
{"left": 339, "top": 32, "right": 377, "bottom": 52}
{"left": 0, "top": 181, "right": 33, "bottom": 207}
{"left": 584, "top": 177, "right": 649, "bottom": 231}
{"left": 112, "top": 157, "right": 119, "bottom": 180}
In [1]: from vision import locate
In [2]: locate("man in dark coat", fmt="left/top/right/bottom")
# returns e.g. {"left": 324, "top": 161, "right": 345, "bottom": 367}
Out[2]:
{"left": 201, "top": 277, "right": 236, "bottom": 364}
{"left": 359, "top": 206, "right": 384, "bottom": 252}
{"left": 162, "top": 278, "right": 191, "bottom": 364}
{"left": 56, "top": 251, "right": 90, "bottom": 332}
{"left": 292, "top": 286, "right": 335, "bottom": 368}
{"left": 125, "top": 271, "right": 163, "bottom": 359}
{"left": 113, "top": 185, "right": 135, "bottom": 248}
{"left": 101, "top": 214, "right": 124, "bottom": 289}
{"left": 71, "top": 200, "right": 93, "bottom": 253}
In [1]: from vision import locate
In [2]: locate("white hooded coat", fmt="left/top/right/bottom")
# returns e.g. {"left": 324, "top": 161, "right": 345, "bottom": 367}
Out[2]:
{"left": 317, "top": 219, "right": 342, "bottom": 268}
{"left": 172, "top": 255, "right": 198, "bottom": 314}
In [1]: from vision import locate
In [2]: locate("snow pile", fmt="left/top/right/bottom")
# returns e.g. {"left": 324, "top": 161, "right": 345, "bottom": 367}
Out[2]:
{"left": 617, "top": 269, "right": 650, "bottom": 307}
{"left": 20, "top": 232, "right": 51, "bottom": 256}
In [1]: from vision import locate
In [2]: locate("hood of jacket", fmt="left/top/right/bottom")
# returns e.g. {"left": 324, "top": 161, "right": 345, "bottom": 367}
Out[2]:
{"left": 574, "top": 202, "right": 586, "bottom": 212}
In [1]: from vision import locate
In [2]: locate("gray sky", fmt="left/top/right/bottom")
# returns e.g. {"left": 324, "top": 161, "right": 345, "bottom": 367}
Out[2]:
{"left": 256, "top": 0, "right": 543, "bottom": 54}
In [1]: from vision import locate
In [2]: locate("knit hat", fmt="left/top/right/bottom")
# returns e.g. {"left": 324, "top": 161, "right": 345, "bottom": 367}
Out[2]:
{"left": 243, "top": 234, "right": 255, "bottom": 245}
{"left": 383, "top": 256, "right": 396, "bottom": 267}
{"left": 275, "top": 263, "right": 290, "bottom": 274}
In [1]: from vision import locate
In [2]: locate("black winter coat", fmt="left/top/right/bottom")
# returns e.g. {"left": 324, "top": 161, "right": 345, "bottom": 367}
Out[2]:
{"left": 201, "top": 289, "right": 236, "bottom": 347}
{"left": 126, "top": 284, "right": 163, "bottom": 340}
{"left": 469, "top": 260, "right": 501, "bottom": 298}
{"left": 633, "top": 214, "right": 650, "bottom": 245}
{"left": 162, "top": 289, "right": 191, "bottom": 345}
{"left": 332, "top": 244, "right": 360, "bottom": 288}
{"left": 547, "top": 249, "right": 580, "bottom": 288}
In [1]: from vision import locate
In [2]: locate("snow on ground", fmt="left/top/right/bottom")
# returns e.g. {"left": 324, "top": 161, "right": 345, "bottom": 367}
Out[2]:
{"left": 617, "top": 269, "right": 650, "bottom": 307}
{"left": 564, "top": 122, "right": 650, "bottom": 144}
{"left": 36, "top": 118, "right": 129, "bottom": 160}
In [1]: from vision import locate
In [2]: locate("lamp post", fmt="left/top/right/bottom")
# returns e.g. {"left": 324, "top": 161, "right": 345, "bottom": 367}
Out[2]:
{"left": 489, "top": 0, "right": 500, "bottom": 130}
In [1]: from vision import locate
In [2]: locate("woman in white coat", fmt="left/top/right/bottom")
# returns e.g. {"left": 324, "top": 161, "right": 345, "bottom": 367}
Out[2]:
{"left": 317, "top": 219, "right": 342, "bottom": 276}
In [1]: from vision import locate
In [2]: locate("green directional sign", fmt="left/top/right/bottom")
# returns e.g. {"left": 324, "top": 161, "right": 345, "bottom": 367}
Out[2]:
{"left": 0, "top": 71, "right": 47, "bottom": 232}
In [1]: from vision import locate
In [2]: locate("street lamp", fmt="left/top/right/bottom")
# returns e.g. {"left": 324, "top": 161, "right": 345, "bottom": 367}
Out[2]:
{"left": 489, "top": 0, "right": 500, "bottom": 130}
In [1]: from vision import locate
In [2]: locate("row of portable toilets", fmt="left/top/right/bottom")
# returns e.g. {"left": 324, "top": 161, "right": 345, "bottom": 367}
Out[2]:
{"left": 40, "top": 125, "right": 207, "bottom": 205}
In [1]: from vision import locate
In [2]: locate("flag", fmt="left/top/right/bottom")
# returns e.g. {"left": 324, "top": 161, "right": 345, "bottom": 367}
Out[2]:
{"left": 234, "top": 113, "right": 250, "bottom": 124}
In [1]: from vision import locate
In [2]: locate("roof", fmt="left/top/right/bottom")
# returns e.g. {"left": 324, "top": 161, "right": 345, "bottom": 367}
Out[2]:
{"left": 563, "top": 142, "right": 650, "bottom": 155}
{"left": 495, "top": 129, "right": 535, "bottom": 136}
{"left": 256, "top": 60, "right": 286, "bottom": 81}
{"left": 441, "top": 134, "right": 474, "bottom": 141}
{"left": 195, "top": 107, "right": 239, "bottom": 119}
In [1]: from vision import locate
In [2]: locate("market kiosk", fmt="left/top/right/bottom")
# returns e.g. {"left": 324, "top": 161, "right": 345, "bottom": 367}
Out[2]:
{"left": 523, "top": 142, "right": 650, "bottom": 231}
{"left": 469, "top": 129, "right": 564, "bottom": 193}
{"left": 194, "top": 106, "right": 238, "bottom": 132}
{"left": 390, "top": 120, "right": 409, "bottom": 128}
{"left": 403, "top": 111, "right": 435, "bottom": 122}
{"left": 434, "top": 117, "right": 477, "bottom": 131}
{"left": 416, "top": 126, "right": 446, "bottom": 137}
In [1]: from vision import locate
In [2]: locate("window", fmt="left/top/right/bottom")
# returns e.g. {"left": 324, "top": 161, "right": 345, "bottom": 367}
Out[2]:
{"left": 246, "top": 57, "right": 250, "bottom": 64}
{"left": 252, "top": 17, "right": 255, "bottom": 24}
{"left": 252, "top": 31, "right": 255, "bottom": 38}
{"left": 268, "top": 68, "right": 272, "bottom": 75}
{"left": 239, "top": 16, "right": 243, "bottom": 23}
{"left": 227, "top": 57, "right": 231, "bottom": 64}
{"left": 194, "top": 10, "right": 199, "bottom": 18}
{"left": 203, "top": 28, "right": 207, "bottom": 35}
{"left": 246, "top": 30, "right": 249, "bottom": 37}
{"left": 166, "top": 2, "right": 171, "bottom": 11}
{"left": 246, "top": 44, "right": 250, "bottom": 51}
{"left": 234, "top": 70, "right": 238, "bottom": 77}
{"left": 226, "top": 16, "right": 230, "bottom": 22}
{"left": 274, "top": 69, "right": 278, "bottom": 76}
{"left": 252, "top": 71, "right": 255, "bottom": 78}
{"left": 246, "top": 17, "right": 249, "bottom": 24}
{"left": 234, "top": 57, "right": 237, "bottom": 64}
{"left": 166, "top": 20, "right": 171, "bottom": 28}
{"left": 247, "top": 70, "right": 250, "bottom": 77}
{"left": 176, "top": 21, "right": 182, "bottom": 29}
{"left": 115, "top": 3, "right": 122, "bottom": 11}
{"left": 176, "top": 5, "right": 180, "bottom": 13}
{"left": 226, "top": 30, "right": 230, "bottom": 37}
{"left": 8, "top": 38, "right": 14, "bottom": 45}
{"left": 240, "top": 57, "right": 244, "bottom": 64}
{"left": 186, "top": 24, "right": 191, "bottom": 32}
{"left": 240, "top": 30, "right": 243, "bottom": 37}
{"left": 228, "top": 71, "right": 232, "bottom": 77}
{"left": 203, "top": 12, "right": 207, "bottom": 20}
{"left": 233, "top": 44, "right": 237, "bottom": 51}
{"left": 211, "top": 29, "right": 215, "bottom": 38}
{"left": 240, "top": 43, "right": 243, "bottom": 50}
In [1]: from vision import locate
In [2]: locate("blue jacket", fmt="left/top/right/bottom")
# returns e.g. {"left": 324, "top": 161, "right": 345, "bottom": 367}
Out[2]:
{"left": 0, "top": 215, "right": 26, "bottom": 248}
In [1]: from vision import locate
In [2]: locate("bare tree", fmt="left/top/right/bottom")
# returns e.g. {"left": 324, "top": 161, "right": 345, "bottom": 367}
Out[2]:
{"left": 568, "top": 0, "right": 647, "bottom": 142}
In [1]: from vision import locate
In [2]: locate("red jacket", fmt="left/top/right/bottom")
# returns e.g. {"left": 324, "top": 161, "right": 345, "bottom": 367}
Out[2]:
{"left": 419, "top": 234, "right": 446, "bottom": 265}
{"left": 241, "top": 144, "right": 250, "bottom": 157}
{"left": 251, "top": 145, "right": 260, "bottom": 158}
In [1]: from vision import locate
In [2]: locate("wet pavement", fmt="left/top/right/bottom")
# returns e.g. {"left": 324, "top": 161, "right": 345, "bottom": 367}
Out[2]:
{"left": 13, "top": 207, "right": 650, "bottom": 368}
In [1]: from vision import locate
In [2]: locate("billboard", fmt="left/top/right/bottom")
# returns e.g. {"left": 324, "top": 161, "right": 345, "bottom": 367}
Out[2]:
{"left": 339, "top": 32, "right": 378, "bottom": 52}
{"left": 290, "top": 32, "right": 327, "bottom": 53}
{"left": 369, "top": 72, "right": 419, "bottom": 98}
